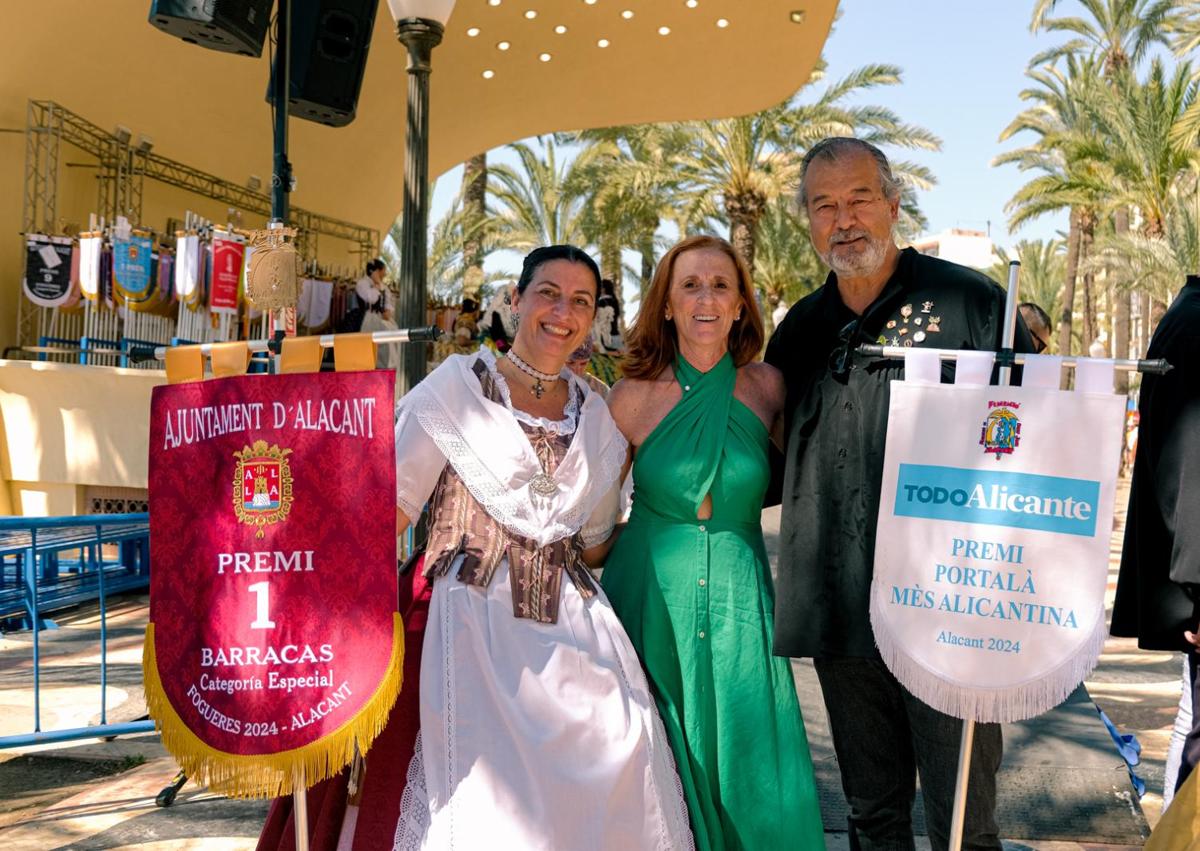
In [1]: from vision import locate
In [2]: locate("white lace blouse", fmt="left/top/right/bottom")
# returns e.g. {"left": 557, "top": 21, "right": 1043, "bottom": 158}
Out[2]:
{"left": 394, "top": 348, "right": 624, "bottom": 548}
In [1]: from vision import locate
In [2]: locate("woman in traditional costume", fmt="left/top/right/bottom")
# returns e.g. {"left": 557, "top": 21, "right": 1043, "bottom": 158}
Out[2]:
{"left": 391, "top": 245, "right": 691, "bottom": 849}
{"left": 259, "top": 246, "right": 691, "bottom": 851}
{"left": 601, "top": 235, "right": 824, "bottom": 850}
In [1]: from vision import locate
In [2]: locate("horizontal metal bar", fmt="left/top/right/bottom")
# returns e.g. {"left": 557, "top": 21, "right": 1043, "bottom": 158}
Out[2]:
{"left": 855, "top": 344, "right": 1171, "bottom": 375}
{"left": 146, "top": 326, "right": 444, "bottom": 362}
{"left": 0, "top": 513, "right": 147, "bottom": 531}
{"left": 29, "top": 100, "right": 379, "bottom": 250}
{"left": 0, "top": 720, "right": 155, "bottom": 750}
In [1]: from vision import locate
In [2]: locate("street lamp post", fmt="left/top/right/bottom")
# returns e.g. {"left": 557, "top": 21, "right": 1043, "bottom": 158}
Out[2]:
{"left": 387, "top": 0, "right": 456, "bottom": 396}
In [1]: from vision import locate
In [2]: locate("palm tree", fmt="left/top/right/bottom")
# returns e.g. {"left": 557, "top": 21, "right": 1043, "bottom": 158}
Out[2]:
{"left": 753, "top": 199, "right": 824, "bottom": 328}
{"left": 562, "top": 123, "right": 691, "bottom": 294}
{"left": 1087, "top": 196, "right": 1200, "bottom": 310}
{"left": 1029, "top": 0, "right": 1178, "bottom": 386}
{"left": 671, "top": 62, "right": 941, "bottom": 275}
{"left": 1076, "top": 59, "right": 1200, "bottom": 241}
{"left": 384, "top": 195, "right": 511, "bottom": 307}
{"left": 489, "top": 137, "right": 588, "bottom": 249}
{"left": 1030, "top": 0, "right": 1176, "bottom": 74}
{"left": 994, "top": 56, "right": 1110, "bottom": 356}
{"left": 987, "top": 239, "right": 1067, "bottom": 332}
{"left": 1075, "top": 58, "right": 1200, "bottom": 355}
{"left": 461, "top": 153, "right": 488, "bottom": 300}
{"left": 1168, "top": 0, "right": 1200, "bottom": 55}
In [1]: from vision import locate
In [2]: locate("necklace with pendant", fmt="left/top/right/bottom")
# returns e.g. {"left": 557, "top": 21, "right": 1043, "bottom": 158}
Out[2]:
{"left": 505, "top": 350, "right": 560, "bottom": 400}
{"left": 502, "top": 353, "right": 562, "bottom": 496}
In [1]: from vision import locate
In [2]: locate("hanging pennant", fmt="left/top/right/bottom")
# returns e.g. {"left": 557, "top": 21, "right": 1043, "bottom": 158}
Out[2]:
{"left": 210, "top": 233, "right": 245, "bottom": 315}
{"left": 78, "top": 233, "right": 103, "bottom": 301}
{"left": 246, "top": 226, "right": 300, "bottom": 311}
{"left": 23, "top": 234, "right": 74, "bottom": 307}
{"left": 870, "top": 369, "right": 1124, "bottom": 723}
{"left": 175, "top": 233, "right": 202, "bottom": 308}
{"left": 113, "top": 233, "right": 155, "bottom": 305}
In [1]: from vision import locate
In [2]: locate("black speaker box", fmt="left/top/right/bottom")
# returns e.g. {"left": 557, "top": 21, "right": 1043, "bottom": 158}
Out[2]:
{"left": 276, "top": 0, "right": 379, "bottom": 127}
{"left": 148, "top": 0, "right": 273, "bottom": 58}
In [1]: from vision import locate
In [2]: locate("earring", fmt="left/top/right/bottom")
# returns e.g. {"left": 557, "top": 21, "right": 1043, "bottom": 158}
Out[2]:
{"left": 735, "top": 310, "right": 742, "bottom": 320}
{"left": 512, "top": 312, "right": 520, "bottom": 326}
{"left": 664, "top": 311, "right": 672, "bottom": 321}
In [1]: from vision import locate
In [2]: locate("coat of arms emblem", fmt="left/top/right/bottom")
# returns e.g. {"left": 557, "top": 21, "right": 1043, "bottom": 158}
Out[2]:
{"left": 233, "top": 440, "right": 294, "bottom": 537}
{"left": 980, "top": 403, "right": 1021, "bottom": 460}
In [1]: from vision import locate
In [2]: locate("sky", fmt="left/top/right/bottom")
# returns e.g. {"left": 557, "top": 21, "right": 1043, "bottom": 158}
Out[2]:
{"left": 426, "top": 1, "right": 1077, "bottom": 292}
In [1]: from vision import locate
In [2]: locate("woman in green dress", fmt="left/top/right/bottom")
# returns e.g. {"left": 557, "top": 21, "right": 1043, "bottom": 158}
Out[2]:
{"left": 602, "top": 235, "right": 824, "bottom": 850}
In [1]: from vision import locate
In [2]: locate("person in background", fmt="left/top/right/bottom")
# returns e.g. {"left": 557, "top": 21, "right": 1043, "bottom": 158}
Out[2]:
{"left": 484, "top": 283, "right": 518, "bottom": 352}
{"left": 772, "top": 298, "right": 790, "bottom": 331}
{"left": 596, "top": 278, "right": 624, "bottom": 352}
{"left": 356, "top": 258, "right": 399, "bottom": 370}
{"left": 566, "top": 336, "right": 609, "bottom": 398}
{"left": 1111, "top": 274, "right": 1200, "bottom": 813}
{"left": 1018, "top": 301, "right": 1053, "bottom": 354}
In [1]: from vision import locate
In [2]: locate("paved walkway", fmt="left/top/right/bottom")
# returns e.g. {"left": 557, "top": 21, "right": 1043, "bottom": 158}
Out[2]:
{"left": 0, "top": 476, "right": 1179, "bottom": 849}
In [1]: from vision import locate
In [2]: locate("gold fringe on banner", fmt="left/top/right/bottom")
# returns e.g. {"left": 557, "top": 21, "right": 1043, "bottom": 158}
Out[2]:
{"left": 141, "top": 614, "right": 404, "bottom": 799}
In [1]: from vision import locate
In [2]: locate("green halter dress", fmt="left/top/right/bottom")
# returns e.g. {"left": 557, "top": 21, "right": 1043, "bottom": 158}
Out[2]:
{"left": 602, "top": 354, "right": 824, "bottom": 851}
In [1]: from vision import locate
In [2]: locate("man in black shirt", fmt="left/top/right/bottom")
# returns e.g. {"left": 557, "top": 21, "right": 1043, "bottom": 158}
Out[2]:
{"left": 1111, "top": 276, "right": 1200, "bottom": 800}
{"left": 766, "top": 138, "right": 1032, "bottom": 851}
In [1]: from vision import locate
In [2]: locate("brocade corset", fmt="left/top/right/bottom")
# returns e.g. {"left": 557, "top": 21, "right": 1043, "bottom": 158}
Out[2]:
{"left": 423, "top": 360, "right": 597, "bottom": 623}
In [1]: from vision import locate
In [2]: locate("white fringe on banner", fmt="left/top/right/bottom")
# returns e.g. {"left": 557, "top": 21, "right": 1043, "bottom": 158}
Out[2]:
{"left": 869, "top": 597, "right": 1109, "bottom": 724}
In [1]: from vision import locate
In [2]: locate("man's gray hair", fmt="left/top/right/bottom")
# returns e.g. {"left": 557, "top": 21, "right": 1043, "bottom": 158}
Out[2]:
{"left": 797, "top": 137, "right": 904, "bottom": 207}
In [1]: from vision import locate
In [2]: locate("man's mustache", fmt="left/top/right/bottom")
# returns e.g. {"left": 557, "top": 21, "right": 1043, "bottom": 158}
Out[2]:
{"left": 829, "top": 229, "right": 870, "bottom": 246}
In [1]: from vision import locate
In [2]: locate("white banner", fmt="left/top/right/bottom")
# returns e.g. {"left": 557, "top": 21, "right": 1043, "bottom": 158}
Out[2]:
{"left": 870, "top": 380, "right": 1124, "bottom": 723}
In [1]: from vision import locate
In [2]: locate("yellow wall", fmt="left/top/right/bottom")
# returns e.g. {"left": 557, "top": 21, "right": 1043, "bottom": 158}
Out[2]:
{"left": 0, "top": 360, "right": 165, "bottom": 515}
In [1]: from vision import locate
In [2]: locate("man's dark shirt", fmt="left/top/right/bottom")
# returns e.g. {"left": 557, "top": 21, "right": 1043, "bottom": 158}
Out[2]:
{"left": 1111, "top": 276, "right": 1200, "bottom": 650}
{"left": 765, "top": 247, "right": 1034, "bottom": 658}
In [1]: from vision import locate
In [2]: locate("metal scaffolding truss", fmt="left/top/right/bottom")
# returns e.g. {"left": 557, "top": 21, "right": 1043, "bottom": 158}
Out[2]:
{"left": 25, "top": 99, "right": 379, "bottom": 254}
{"left": 17, "top": 100, "right": 380, "bottom": 349}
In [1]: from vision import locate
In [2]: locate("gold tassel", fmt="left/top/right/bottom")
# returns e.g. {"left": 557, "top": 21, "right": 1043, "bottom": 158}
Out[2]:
{"left": 141, "top": 614, "right": 404, "bottom": 799}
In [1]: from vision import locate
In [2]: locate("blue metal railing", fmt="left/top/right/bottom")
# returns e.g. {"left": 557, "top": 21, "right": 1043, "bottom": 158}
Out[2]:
{"left": 0, "top": 513, "right": 155, "bottom": 748}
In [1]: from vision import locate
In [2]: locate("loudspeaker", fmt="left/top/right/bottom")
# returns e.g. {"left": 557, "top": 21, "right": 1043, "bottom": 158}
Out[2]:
{"left": 148, "top": 0, "right": 273, "bottom": 58}
{"left": 278, "top": 0, "right": 379, "bottom": 127}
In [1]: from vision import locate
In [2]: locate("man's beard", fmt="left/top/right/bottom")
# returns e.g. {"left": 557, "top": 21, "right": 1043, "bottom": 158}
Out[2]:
{"left": 819, "top": 227, "right": 889, "bottom": 278}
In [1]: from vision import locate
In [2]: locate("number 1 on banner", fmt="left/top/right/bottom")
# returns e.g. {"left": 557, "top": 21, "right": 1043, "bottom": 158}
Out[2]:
{"left": 248, "top": 581, "right": 276, "bottom": 629}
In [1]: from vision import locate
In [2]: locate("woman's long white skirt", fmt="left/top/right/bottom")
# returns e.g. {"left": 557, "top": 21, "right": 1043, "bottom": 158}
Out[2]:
{"left": 394, "top": 559, "right": 693, "bottom": 851}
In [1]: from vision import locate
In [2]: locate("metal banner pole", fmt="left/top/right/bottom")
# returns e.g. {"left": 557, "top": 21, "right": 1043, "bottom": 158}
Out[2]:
{"left": 948, "top": 260, "right": 1022, "bottom": 851}
{"left": 293, "top": 767, "right": 309, "bottom": 851}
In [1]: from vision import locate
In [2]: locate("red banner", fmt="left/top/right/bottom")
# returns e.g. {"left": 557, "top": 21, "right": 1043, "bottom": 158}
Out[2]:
{"left": 145, "top": 370, "right": 401, "bottom": 797}
{"left": 210, "top": 237, "right": 244, "bottom": 314}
